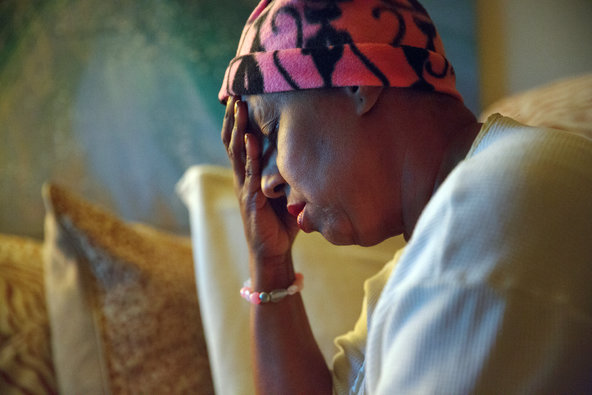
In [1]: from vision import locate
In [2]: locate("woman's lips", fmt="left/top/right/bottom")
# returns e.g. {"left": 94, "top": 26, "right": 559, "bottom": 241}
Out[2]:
{"left": 287, "top": 203, "right": 305, "bottom": 218}
{"left": 287, "top": 203, "right": 308, "bottom": 231}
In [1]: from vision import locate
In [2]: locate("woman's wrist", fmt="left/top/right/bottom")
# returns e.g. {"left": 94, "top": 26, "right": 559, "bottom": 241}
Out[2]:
{"left": 250, "top": 253, "right": 295, "bottom": 290}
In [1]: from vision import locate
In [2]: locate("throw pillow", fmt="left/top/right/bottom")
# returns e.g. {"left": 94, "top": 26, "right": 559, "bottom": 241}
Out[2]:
{"left": 176, "top": 165, "right": 407, "bottom": 395}
{"left": 480, "top": 73, "right": 592, "bottom": 137}
{"left": 42, "top": 183, "right": 213, "bottom": 394}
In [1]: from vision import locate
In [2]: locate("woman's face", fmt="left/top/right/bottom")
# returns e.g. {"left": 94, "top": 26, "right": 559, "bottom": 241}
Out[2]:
{"left": 246, "top": 89, "right": 403, "bottom": 246}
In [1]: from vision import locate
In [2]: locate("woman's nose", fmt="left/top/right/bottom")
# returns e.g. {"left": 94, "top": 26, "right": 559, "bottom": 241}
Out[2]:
{"left": 261, "top": 161, "right": 287, "bottom": 199}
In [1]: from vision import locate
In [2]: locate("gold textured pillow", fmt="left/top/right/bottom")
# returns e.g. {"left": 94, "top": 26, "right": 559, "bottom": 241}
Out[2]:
{"left": 0, "top": 234, "right": 57, "bottom": 394}
{"left": 480, "top": 73, "right": 592, "bottom": 137}
{"left": 42, "top": 183, "right": 213, "bottom": 394}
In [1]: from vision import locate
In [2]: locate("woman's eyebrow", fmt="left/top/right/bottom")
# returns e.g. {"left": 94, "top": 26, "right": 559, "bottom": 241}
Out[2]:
{"left": 250, "top": 101, "right": 278, "bottom": 136}
{"left": 259, "top": 118, "right": 277, "bottom": 135}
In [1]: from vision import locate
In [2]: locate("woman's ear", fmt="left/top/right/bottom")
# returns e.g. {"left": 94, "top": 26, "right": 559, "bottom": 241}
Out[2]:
{"left": 346, "top": 86, "right": 384, "bottom": 116}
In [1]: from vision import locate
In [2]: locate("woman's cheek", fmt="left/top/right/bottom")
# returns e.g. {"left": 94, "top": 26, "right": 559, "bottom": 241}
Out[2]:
{"left": 277, "top": 148, "right": 300, "bottom": 188}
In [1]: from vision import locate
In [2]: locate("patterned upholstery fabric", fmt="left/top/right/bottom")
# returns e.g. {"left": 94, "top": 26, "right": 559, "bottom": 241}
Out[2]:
{"left": 0, "top": 234, "right": 57, "bottom": 394}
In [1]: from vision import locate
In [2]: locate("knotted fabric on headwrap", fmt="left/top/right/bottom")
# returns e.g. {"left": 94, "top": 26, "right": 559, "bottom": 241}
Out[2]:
{"left": 219, "top": 0, "right": 462, "bottom": 103}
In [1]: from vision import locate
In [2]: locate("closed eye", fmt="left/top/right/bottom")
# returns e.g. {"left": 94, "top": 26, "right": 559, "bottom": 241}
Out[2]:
{"left": 261, "top": 118, "right": 279, "bottom": 148}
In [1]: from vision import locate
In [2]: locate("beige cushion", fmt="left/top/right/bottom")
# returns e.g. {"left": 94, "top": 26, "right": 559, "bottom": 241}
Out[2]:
{"left": 177, "top": 165, "right": 406, "bottom": 395}
{"left": 0, "top": 234, "right": 57, "bottom": 394}
{"left": 480, "top": 73, "right": 592, "bottom": 137}
{"left": 42, "top": 183, "right": 213, "bottom": 394}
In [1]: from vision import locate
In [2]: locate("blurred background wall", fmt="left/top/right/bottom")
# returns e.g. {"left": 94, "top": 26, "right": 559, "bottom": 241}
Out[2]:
{"left": 1, "top": 0, "right": 589, "bottom": 239}
{"left": 477, "top": 0, "right": 592, "bottom": 108}
{"left": 1, "top": 0, "right": 254, "bottom": 237}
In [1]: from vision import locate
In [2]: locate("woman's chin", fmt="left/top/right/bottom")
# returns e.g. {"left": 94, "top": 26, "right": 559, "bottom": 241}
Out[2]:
{"left": 313, "top": 212, "right": 369, "bottom": 245}
{"left": 320, "top": 225, "right": 397, "bottom": 247}
{"left": 318, "top": 226, "right": 357, "bottom": 246}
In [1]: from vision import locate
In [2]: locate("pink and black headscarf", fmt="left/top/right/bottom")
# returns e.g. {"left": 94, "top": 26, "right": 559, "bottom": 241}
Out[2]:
{"left": 219, "top": 0, "right": 462, "bottom": 103}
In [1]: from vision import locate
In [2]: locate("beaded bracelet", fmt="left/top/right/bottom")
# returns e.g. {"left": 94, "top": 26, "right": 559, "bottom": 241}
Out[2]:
{"left": 240, "top": 273, "right": 304, "bottom": 305}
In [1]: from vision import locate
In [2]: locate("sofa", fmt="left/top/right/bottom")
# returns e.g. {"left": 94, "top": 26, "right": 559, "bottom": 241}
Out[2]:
{"left": 0, "top": 169, "right": 405, "bottom": 395}
{"left": 1, "top": 72, "right": 590, "bottom": 393}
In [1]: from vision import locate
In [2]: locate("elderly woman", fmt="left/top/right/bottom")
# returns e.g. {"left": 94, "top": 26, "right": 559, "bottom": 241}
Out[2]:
{"left": 219, "top": 0, "right": 592, "bottom": 393}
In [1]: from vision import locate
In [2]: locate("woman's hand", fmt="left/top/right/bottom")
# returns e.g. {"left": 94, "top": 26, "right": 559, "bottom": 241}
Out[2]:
{"left": 221, "top": 97, "right": 332, "bottom": 394}
{"left": 221, "top": 97, "right": 299, "bottom": 275}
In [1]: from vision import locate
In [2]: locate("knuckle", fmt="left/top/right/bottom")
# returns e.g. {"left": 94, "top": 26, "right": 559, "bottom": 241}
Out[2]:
{"left": 239, "top": 191, "right": 253, "bottom": 209}
{"left": 229, "top": 143, "right": 245, "bottom": 162}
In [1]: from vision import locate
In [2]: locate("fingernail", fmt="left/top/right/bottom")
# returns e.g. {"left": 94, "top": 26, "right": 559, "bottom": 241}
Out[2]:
{"left": 234, "top": 100, "right": 240, "bottom": 116}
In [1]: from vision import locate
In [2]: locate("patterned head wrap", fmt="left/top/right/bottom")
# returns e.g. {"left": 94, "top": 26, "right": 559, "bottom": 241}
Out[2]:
{"left": 219, "top": 0, "right": 462, "bottom": 103}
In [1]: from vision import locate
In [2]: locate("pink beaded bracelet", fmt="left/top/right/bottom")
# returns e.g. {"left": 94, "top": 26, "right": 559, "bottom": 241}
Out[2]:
{"left": 240, "top": 273, "right": 304, "bottom": 305}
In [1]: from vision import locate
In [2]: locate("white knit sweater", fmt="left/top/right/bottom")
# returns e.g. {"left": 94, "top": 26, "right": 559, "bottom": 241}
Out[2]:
{"left": 332, "top": 114, "right": 592, "bottom": 394}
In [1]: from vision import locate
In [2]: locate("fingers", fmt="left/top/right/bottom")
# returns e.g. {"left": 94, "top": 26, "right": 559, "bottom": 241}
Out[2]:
{"left": 221, "top": 96, "right": 237, "bottom": 148}
{"left": 227, "top": 99, "right": 249, "bottom": 186}
{"left": 221, "top": 97, "right": 264, "bottom": 203}
{"left": 244, "top": 132, "right": 262, "bottom": 195}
